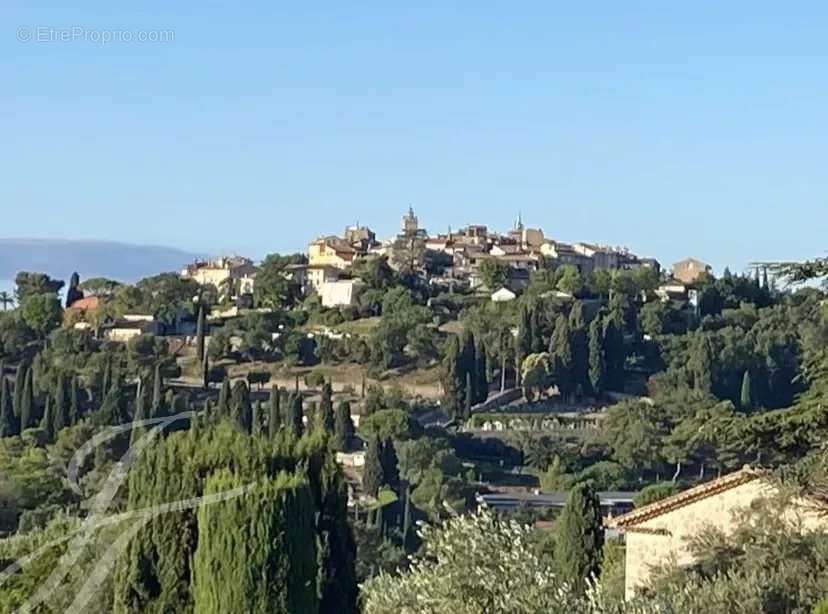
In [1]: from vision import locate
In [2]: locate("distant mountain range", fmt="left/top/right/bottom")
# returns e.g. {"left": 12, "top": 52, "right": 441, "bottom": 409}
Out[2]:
{"left": 0, "top": 239, "right": 203, "bottom": 284}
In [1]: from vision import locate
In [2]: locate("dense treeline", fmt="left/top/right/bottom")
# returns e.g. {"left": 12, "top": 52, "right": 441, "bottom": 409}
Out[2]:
{"left": 114, "top": 422, "right": 357, "bottom": 614}
{"left": 1, "top": 255, "right": 827, "bottom": 612}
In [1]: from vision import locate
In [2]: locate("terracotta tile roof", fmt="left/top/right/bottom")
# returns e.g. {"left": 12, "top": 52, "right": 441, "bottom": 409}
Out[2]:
{"left": 67, "top": 296, "right": 99, "bottom": 311}
{"left": 607, "top": 467, "right": 763, "bottom": 529}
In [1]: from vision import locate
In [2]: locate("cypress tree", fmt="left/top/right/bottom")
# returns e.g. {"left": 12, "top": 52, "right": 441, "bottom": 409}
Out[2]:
{"left": 53, "top": 374, "right": 69, "bottom": 434}
{"left": 193, "top": 471, "right": 320, "bottom": 614}
{"left": 202, "top": 399, "right": 212, "bottom": 424}
{"left": 41, "top": 395, "right": 54, "bottom": 441}
{"left": 588, "top": 317, "right": 606, "bottom": 397}
{"left": 555, "top": 481, "right": 604, "bottom": 594}
{"left": 602, "top": 315, "right": 625, "bottom": 390}
{"left": 252, "top": 400, "right": 263, "bottom": 436}
{"left": 381, "top": 438, "right": 400, "bottom": 490}
{"left": 195, "top": 304, "right": 206, "bottom": 363}
{"left": 441, "top": 335, "right": 463, "bottom": 420}
{"left": 101, "top": 357, "right": 112, "bottom": 398}
{"left": 268, "top": 385, "right": 281, "bottom": 437}
{"left": 0, "top": 376, "right": 18, "bottom": 437}
{"left": 13, "top": 362, "right": 26, "bottom": 418}
{"left": 740, "top": 370, "right": 753, "bottom": 411}
{"left": 69, "top": 376, "right": 81, "bottom": 424}
{"left": 114, "top": 420, "right": 358, "bottom": 614}
{"left": 691, "top": 335, "right": 714, "bottom": 394}
{"left": 230, "top": 380, "right": 253, "bottom": 434}
{"left": 530, "top": 306, "right": 545, "bottom": 353}
{"left": 362, "top": 435, "right": 385, "bottom": 497}
{"left": 65, "top": 271, "right": 82, "bottom": 308}
{"left": 19, "top": 367, "right": 35, "bottom": 430}
{"left": 285, "top": 392, "right": 304, "bottom": 437}
{"left": 319, "top": 381, "right": 334, "bottom": 432}
{"left": 333, "top": 401, "right": 354, "bottom": 452}
{"left": 216, "top": 377, "right": 231, "bottom": 418}
{"left": 461, "top": 332, "right": 476, "bottom": 373}
{"left": 151, "top": 362, "right": 163, "bottom": 417}
{"left": 474, "top": 340, "right": 488, "bottom": 404}
{"left": 401, "top": 482, "right": 412, "bottom": 548}
{"left": 550, "top": 314, "right": 573, "bottom": 401}
{"left": 201, "top": 346, "right": 209, "bottom": 391}
{"left": 463, "top": 371, "right": 472, "bottom": 420}
{"left": 110, "top": 362, "right": 122, "bottom": 400}
{"left": 569, "top": 302, "right": 589, "bottom": 394}
{"left": 130, "top": 386, "right": 147, "bottom": 445}
{"left": 98, "top": 384, "right": 127, "bottom": 426}
{"left": 516, "top": 304, "right": 533, "bottom": 364}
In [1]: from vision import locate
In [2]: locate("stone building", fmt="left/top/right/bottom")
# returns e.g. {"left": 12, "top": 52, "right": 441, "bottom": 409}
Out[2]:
{"left": 180, "top": 256, "right": 256, "bottom": 292}
{"left": 672, "top": 257, "right": 712, "bottom": 284}
{"left": 307, "top": 237, "right": 356, "bottom": 270}
{"left": 607, "top": 467, "right": 828, "bottom": 600}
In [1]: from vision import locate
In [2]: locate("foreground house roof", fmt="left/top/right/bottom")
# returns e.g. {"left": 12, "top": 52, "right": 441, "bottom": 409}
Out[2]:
{"left": 607, "top": 467, "right": 762, "bottom": 528}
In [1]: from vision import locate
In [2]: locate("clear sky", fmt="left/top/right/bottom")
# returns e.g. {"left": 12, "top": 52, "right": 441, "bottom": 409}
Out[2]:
{"left": 2, "top": 2, "right": 826, "bottom": 272}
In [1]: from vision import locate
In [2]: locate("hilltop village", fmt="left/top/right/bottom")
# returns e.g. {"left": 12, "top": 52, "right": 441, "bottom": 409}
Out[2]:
{"left": 1, "top": 209, "right": 826, "bottom": 612}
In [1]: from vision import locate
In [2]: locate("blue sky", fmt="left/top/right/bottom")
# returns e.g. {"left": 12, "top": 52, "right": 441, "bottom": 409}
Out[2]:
{"left": 2, "top": 2, "right": 826, "bottom": 273}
